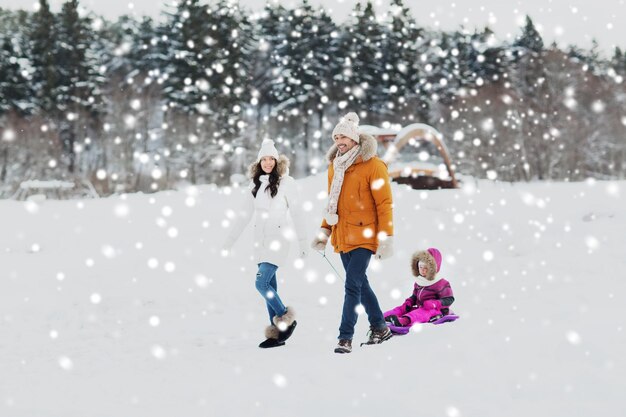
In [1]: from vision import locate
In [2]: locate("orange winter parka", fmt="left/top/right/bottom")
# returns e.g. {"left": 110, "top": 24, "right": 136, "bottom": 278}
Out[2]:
{"left": 320, "top": 133, "right": 394, "bottom": 253}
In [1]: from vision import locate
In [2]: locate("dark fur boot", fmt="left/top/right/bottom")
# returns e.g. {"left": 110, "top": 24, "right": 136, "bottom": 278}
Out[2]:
{"left": 273, "top": 307, "right": 297, "bottom": 343}
{"left": 258, "top": 324, "right": 285, "bottom": 349}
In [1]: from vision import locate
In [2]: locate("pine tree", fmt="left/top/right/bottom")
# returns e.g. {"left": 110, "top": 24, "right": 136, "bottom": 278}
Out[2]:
{"left": 254, "top": 2, "right": 288, "bottom": 111}
{"left": 338, "top": 1, "right": 386, "bottom": 121}
{"left": 511, "top": 14, "right": 552, "bottom": 180}
{"left": 29, "top": 0, "right": 58, "bottom": 116}
{"left": 133, "top": 17, "right": 164, "bottom": 81}
{"left": 0, "top": 26, "right": 32, "bottom": 116}
{"left": 100, "top": 15, "right": 162, "bottom": 83}
{"left": 381, "top": 0, "right": 423, "bottom": 121}
{"left": 420, "top": 31, "right": 462, "bottom": 106}
{"left": 55, "top": 0, "right": 104, "bottom": 173}
{"left": 163, "top": 0, "right": 252, "bottom": 130}
{"left": 205, "top": 0, "right": 254, "bottom": 137}
{"left": 1, "top": 9, "right": 33, "bottom": 185}
{"left": 160, "top": 0, "right": 254, "bottom": 184}
{"left": 611, "top": 46, "right": 626, "bottom": 75}
{"left": 472, "top": 27, "right": 507, "bottom": 82}
{"left": 266, "top": 0, "right": 339, "bottom": 147}
{"left": 162, "top": 0, "right": 209, "bottom": 114}
{"left": 513, "top": 16, "right": 543, "bottom": 54}
{"left": 440, "top": 27, "right": 507, "bottom": 92}
{"left": 309, "top": 6, "right": 341, "bottom": 131}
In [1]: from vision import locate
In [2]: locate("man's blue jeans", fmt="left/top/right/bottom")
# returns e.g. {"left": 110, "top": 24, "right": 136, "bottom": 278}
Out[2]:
{"left": 338, "top": 248, "right": 386, "bottom": 340}
{"left": 256, "top": 262, "right": 287, "bottom": 324}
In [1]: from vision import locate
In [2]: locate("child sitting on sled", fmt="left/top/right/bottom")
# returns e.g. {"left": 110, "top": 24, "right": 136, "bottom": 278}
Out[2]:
{"left": 384, "top": 247, "right": 455, "bottom": 327}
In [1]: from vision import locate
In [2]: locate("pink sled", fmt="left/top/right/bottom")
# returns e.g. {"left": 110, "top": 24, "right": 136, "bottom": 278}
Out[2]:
{"left": 386, "top": 314, "right": 459, "bottom": 335}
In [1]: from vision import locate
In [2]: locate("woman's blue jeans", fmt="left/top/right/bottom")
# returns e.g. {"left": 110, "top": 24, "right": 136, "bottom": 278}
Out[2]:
{"left": 256, "top": 262, "right": 287, "bottom": 324}
{"left": 338, "top": 248, "right": 386, "bottom": 340}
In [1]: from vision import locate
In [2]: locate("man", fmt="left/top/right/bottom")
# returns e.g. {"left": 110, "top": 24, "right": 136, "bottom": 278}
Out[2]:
{"left": 311, "top": 112, "right": 394, "bottom": 354}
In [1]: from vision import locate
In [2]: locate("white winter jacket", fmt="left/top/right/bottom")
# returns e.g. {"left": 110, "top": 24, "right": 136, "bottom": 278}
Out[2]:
{"left": 224, "top": 156, "right": 307, "bottom": 267}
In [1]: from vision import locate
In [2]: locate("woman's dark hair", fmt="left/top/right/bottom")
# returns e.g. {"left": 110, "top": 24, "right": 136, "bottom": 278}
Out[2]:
{"left": 251, "top": 159, "right": 280, "bottom": 198}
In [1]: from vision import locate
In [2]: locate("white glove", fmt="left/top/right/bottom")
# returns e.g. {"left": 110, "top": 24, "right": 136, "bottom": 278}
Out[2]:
{"left": 375, "top": 236, "right": 394, "bottom": 260}
{"left": 298, "top": 239, "right": 309, "bottom": 259}
{"left": 311, "top": 228, "right": 331, "bottom": 251}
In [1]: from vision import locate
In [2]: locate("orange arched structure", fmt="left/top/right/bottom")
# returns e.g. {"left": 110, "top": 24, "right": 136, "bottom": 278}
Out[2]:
{"left": 362, "top": 123, "right": 458, "bottom": 190}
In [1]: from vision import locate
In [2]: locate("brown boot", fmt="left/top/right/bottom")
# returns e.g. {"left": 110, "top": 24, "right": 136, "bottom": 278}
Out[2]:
{"left": 361, "top": 326, "right": 392, "bottom": 346}
{"left": 334, "top": 339, "right": 352, "bottom": 354}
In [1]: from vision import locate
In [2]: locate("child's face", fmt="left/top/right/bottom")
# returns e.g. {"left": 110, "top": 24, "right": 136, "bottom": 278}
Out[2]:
{"left": 418, "top": 261, "right": 429, "bottom": 276}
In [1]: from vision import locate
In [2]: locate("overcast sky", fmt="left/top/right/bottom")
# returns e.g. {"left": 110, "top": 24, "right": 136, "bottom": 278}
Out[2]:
{"left": 2, "top": 0, "right": 625, "bottom": 54}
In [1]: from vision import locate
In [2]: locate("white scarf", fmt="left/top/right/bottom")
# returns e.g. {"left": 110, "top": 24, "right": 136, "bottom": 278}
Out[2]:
{"left": 255, "top": 175, "right": 272, "bottom": 211}
{"left": 325, "top": 145, "right": 361, "bottom": 225}
{"left": 414, "top": 274, "right": 443, "bottom": 287}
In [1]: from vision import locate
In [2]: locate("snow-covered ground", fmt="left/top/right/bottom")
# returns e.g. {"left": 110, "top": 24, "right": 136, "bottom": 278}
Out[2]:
{"left": 1, "top": 175, "right": 624, "bottom": 417}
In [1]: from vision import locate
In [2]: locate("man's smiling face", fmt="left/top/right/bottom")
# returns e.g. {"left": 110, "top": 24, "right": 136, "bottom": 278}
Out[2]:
{"left": 333, "top": 134, "right": 358, "bottom": 155}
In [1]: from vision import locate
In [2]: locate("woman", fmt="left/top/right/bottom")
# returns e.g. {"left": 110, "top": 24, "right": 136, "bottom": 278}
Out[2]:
{"left": 223, "top": 139, "right": 307, "bottom": 349}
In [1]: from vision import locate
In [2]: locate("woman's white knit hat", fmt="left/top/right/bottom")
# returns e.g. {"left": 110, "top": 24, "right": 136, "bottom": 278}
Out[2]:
{"left": 332, "top": 112, "right": 360, "bottom": 143}
{"left": 257, "top": 139, "right": 279, "bottom": 162}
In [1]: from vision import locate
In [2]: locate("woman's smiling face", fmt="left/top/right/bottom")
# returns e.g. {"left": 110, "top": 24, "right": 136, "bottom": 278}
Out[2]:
{"left": 260, "top": 156, "right": 276, "bottom": 174}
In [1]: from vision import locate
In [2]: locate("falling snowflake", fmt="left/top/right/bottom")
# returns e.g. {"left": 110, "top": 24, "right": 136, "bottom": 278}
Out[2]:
{"left": 58, "top": 356, "right": 74, "bottom": 370}
{"left": 446, "top": 406, "right": 461, "bottom": 417}
{"left": 371, "top": 178, "right": 385, "bottom": 190}
{"left": 269, "top": 240, "right": 281, "bottom": 251}
{"left": 195, "top": 275, "right": 210, "bottom": 288}
{"left": 114, "top": 204, "right": 130, "bottom": 217}
{"left": 151, "top": 345, "right": 167, "bottom": 359}
{"left": 101, "top": 245, "right": 116, "bottom": 259}
{"left": 566, "top": 331, "right": 581, "bottom": 345}
{"left": 585, "top": 236, "right": 599, "bottom": 251}
{"left": 273, "top": 374, "right": 288, "bottom": 388}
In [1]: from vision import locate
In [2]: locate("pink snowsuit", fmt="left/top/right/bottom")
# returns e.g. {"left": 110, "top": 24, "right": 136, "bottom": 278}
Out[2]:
{"left": 384, "top": 247, "right": 455, "bottom": 325}
{"left": 384, "top": 279, "right": 454, "bottom": 324}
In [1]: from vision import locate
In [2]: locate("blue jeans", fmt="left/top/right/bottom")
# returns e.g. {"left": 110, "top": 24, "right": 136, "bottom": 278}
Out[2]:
{"left": 255, "top": 262, "right": 287, "bottom": 324}
{"left": 338, "top": 248, "right": 386, "bottom": 340}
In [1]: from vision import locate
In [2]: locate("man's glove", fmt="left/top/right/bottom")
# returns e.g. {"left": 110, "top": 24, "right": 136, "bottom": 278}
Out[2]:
{"left": 311, "top": 228, "right": 331, "bottom": 251}
{"left": 374, "top": 236, "right": 394, "bottom": 260}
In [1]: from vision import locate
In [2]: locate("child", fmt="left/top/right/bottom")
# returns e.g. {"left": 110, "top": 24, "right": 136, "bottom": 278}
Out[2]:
{"left": 384, "top": 247, "right": 455, "bottom": 327}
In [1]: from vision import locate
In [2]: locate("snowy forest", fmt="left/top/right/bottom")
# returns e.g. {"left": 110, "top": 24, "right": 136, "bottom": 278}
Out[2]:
{"left": 1, "top": 0, "right": 625, "bottom": 198}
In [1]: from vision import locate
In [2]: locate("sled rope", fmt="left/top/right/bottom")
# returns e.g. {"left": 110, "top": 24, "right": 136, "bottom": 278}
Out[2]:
{"left": 316, "top": 249, "right": 344, "bottom": 282}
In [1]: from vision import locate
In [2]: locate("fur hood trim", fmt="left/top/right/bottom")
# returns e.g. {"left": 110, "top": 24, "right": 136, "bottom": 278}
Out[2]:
{"left": 247, "top": 154, "right": 290, "bottom": 179}
{"left": 326, "top": 133, "right": 378, "bottom": 163}
{"left": 411, "top": 250, "right": 439, "bottom": 281}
